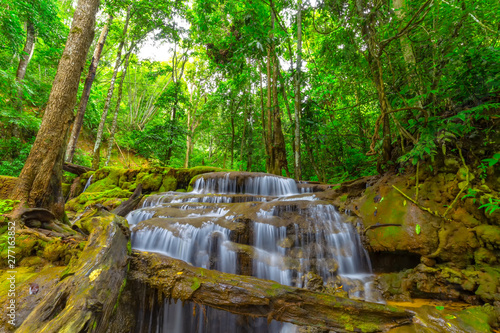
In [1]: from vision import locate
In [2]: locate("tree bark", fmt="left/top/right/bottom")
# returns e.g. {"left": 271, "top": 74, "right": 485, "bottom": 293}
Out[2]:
{"left": 129, "top": 252, "right": 413, "bottom": 332}
{"left": 11, "top": 0, "right": 101, "bottom": 219}
{"left": 266, "top": 50, "right": 273, "bottom": 173}
{"left": 92, "top": 6, "right": 131, "bottom": 170}
{"left": 15, "top": 21, "right": 36, "bottom": 112}
{"left": 105, "top": 50, "right": 131, "bottom": 166}
{"left": 184, "top": 108, "right": 192, "bottom": 168}
{"left": 272, "top": 52, "right": 289, "bottom": 177}
{"left": 17, "top": 212, "right": 130, "bottom": 333}
{"left": 65, "top": 14, "right": 113, "bottom": 163}
{"left": 294, "top": 1, "right": 302, "bottom": 180}
{"left": 393, "top": 0, "right": 424, "bottom": 107}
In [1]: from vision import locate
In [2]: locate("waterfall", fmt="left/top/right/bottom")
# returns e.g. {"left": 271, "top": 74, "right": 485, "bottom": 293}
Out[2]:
{"left": 82, "top": 174, "right": 93, "bottom": 192}
{"left": 128, "top": 172, "right": 382, "bottom": 332}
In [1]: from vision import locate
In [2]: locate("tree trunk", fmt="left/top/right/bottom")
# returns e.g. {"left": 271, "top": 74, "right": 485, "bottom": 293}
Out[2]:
{"left": 92, "top": 6, "right": 131, "bottom": 170}
{"left": 16, "top": 21, "right": 36, "bottom": 112}
{"left": 129, "top": 252, "right": 413, "bottom": 332}
{"left": 393, "top": 0, "right": 424, "bottom": 107}
{"left": 184, "top": 109, "right": 192, "bottom": 168}
{"left": 272, "top": 53, "right": 289, "bottom": 177}
{"left": 17, "top": 212, "right": 130, "bottom": 332}
{"left": 266, "top": 51, "right": 273, "bottom": 173}
{"left": 294, "top": 1, "right": 302, "bottom": 180}
{"left": 105, "top": 50, "right": 131, "bottom": 166}
{"left": 11, "top": 0, "right": 100, "bottom": 219}
{"left": 65, "top": 14, "right": 113, "bottom": 163}
{"left": 240, "top": 94, "right": 248, "bottom": 171}
{"left": 230, "top": 109, "right": 235, "bottom": 169}
{"left": 371, "top": 57, "right": 393, "bottom": 163}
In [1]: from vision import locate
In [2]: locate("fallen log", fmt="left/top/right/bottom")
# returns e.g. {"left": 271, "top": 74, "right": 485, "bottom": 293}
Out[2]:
{"left": 129, "top": 251, "right": 414, "bottom": 333}
{"left": 63, "top": 162, "right": 94, "bottom": 175}
{"left": 112, "top": 183, "right": 143, "bottom": 217}
{"left": 364, "top": 223, "right": 402, "bottom": 235}
{"left": 16, "top": 211, "right": 130, "bottom": 333}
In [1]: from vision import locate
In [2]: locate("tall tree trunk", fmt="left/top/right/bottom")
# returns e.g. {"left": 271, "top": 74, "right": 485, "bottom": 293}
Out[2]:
{"left": 184, "top": 109, "right": 192, "bottom": 168}
{"left": 12, "top": 0, "right": 100, "bottom": 219}
{"left": 357, "top": 0, "right": 392, "bottom": 164}
{"left": 16, "top": 21, "right": 36, "bottom": 112}
{"left": 165, "top": 51, "right": 188, "bottom": 164}
{"left": 105, "top": 51, "right": 131, "bottom": 166}
{"left": 371, "top": 57, "right": 393, "bottom": 163}
{"left": 240, "top": 93, "right": 248, "bottom": 171}
{"left": 266, "top": 51, "right": 273, "bottom": 172}
{"left": 230, "top": 113, "right": 234, "bottom": 169}
{"left": 393, "top": 0, "right": 424, "bottom": 107}
{"left": 92, "top": 6, "right": 131, "bottom": 170}
{"left": 294, "top": 0, "right": 302, "bottom": 180}
{"left": 246, "top": 107, "right": 253, "bottom": 172}
{"left": 272, "top": 54, "right": 289, "bottom": 177}
{"left": 65, "top": 14, "right": 112, "bottom": 163}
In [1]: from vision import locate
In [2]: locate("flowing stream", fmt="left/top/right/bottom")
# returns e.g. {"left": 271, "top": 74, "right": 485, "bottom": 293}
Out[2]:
{"left": 127, "top": 172, "right": 382, "bottom": 332}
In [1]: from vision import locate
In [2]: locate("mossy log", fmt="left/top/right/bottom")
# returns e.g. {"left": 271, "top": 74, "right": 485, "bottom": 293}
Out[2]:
{"left": 16, "top": 212, "right": 129, "bottom": 333}
{"left": 63, "top": 162, "right": 95, "bottom": 176}
{"left": 129, "top": 251, "right": 414, "bottom": 333}
{"left": 112, "top": 183, "right": 142, "bottom": 217}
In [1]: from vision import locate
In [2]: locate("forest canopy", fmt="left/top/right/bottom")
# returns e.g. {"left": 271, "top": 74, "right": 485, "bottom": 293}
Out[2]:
{"left": 1, "top": 0, "right": 499, "bottom": 183}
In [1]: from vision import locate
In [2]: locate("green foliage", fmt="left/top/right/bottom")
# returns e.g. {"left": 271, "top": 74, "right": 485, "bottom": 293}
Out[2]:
{"left": 122, "top": 118, "right": 187, "bottom": 166}
{"left": 0, "top": 199, "right": 20, "bottom": 214}
{"left": 479, "top": 198, "right": 500, "bottom": 215}
{"left": 482, "top": 153, "right": 500, "bottom": 167}
{"left": 0, "top": 137, "right": 33, "bottom": 176}
{"left": 462, "top": 188, "right": 479, "bottom": 204}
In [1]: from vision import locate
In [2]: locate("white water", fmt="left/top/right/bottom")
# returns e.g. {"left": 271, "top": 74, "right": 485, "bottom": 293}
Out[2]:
{"left": 128, "top": 172, "right": 382, "bottom": 332}
{"left": 192, "top": 173, "right": 299, "bottom": 196}
{"left": 82, "top": 174, "right": 93, "bottom": 192}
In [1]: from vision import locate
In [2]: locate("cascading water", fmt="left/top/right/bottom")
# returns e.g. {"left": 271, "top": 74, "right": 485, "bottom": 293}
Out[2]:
{"left": 128, "top": 172, "right": 383, "bottom": 332}
{"left": 82, "top": 174, "right": 93, "bottom": 192}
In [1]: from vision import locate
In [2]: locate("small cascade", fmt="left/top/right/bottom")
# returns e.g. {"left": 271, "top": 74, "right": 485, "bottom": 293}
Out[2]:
{"left": 82, "top": 174, "right": 93, "bottom": 192}
{"left": 192, "top": 172, "right": 299, "bottom": 196}
{"left": 132, "top": 222, "right": 237, "bottom": 273}
{"left": 128, "top": 172, "right": 383, "bottom": 332}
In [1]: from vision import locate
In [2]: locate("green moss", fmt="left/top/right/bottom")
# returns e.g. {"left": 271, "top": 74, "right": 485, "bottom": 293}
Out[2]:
{"left": 358, "top": 322, "right": 381, "bottom": 332}
{"left": 339, "top": 194, "right": 348, "bottom": 202}
{"left": 0, "top": 176, "right": 17, "bottom": 200}
{"left": 475, "top": 225, "right": 500, "bottom": 250}
{"left": 159, "top": 175, "right": 177, "bottom": 192}
{"left": 456, "top": 305, "right": 499, "bottom": 332}
{"left": 42, "top": 240, "right": 70, "bottom": 262}
{"left": 474, "top": 248, "right": 497, "bottom": 265}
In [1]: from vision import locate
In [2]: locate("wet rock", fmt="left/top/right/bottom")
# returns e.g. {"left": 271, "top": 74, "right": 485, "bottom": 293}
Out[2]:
{"left": 421, "top": 256, "right": 436, "bottom": 267}
{"left": 475, "top": 225, "right": 500, "bottom": 250}
{"left": 20, "top": 208, "right": 55, "bottom": 224}
{"left": 304, "top": 272, "right": 324, "bottom": 292}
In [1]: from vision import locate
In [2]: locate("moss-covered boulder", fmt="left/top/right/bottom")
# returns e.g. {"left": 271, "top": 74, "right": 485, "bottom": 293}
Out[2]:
{"left": 475, "top": 225, "right": 500, "bottom": 250}
{"left": 376, "top": 263, "right": 500, "bottom": 304}
{"left": 66, "top": 166, "right": 228, "bottom": 216}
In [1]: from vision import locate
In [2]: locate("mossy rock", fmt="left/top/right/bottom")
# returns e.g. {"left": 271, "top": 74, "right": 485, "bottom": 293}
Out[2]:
{"left": 358, "top": 181, "right": 439, "bottom": 256}
{"left": 474, "top": 248, "right": 498, "bottom": 265}
{"left": 66, "top": 187, "right": 132, "bottom": 213}
{"left": 0, "top": 176, "right": 16, "bottom": 200}
{"left": 137, "top": 172, "right": 163, "bottom": 192}
{"left": 159, "top": 175, "right": 177, "bottom": 192}
{"left": 475, "top": 225, "right": 500, "bottom": 250}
